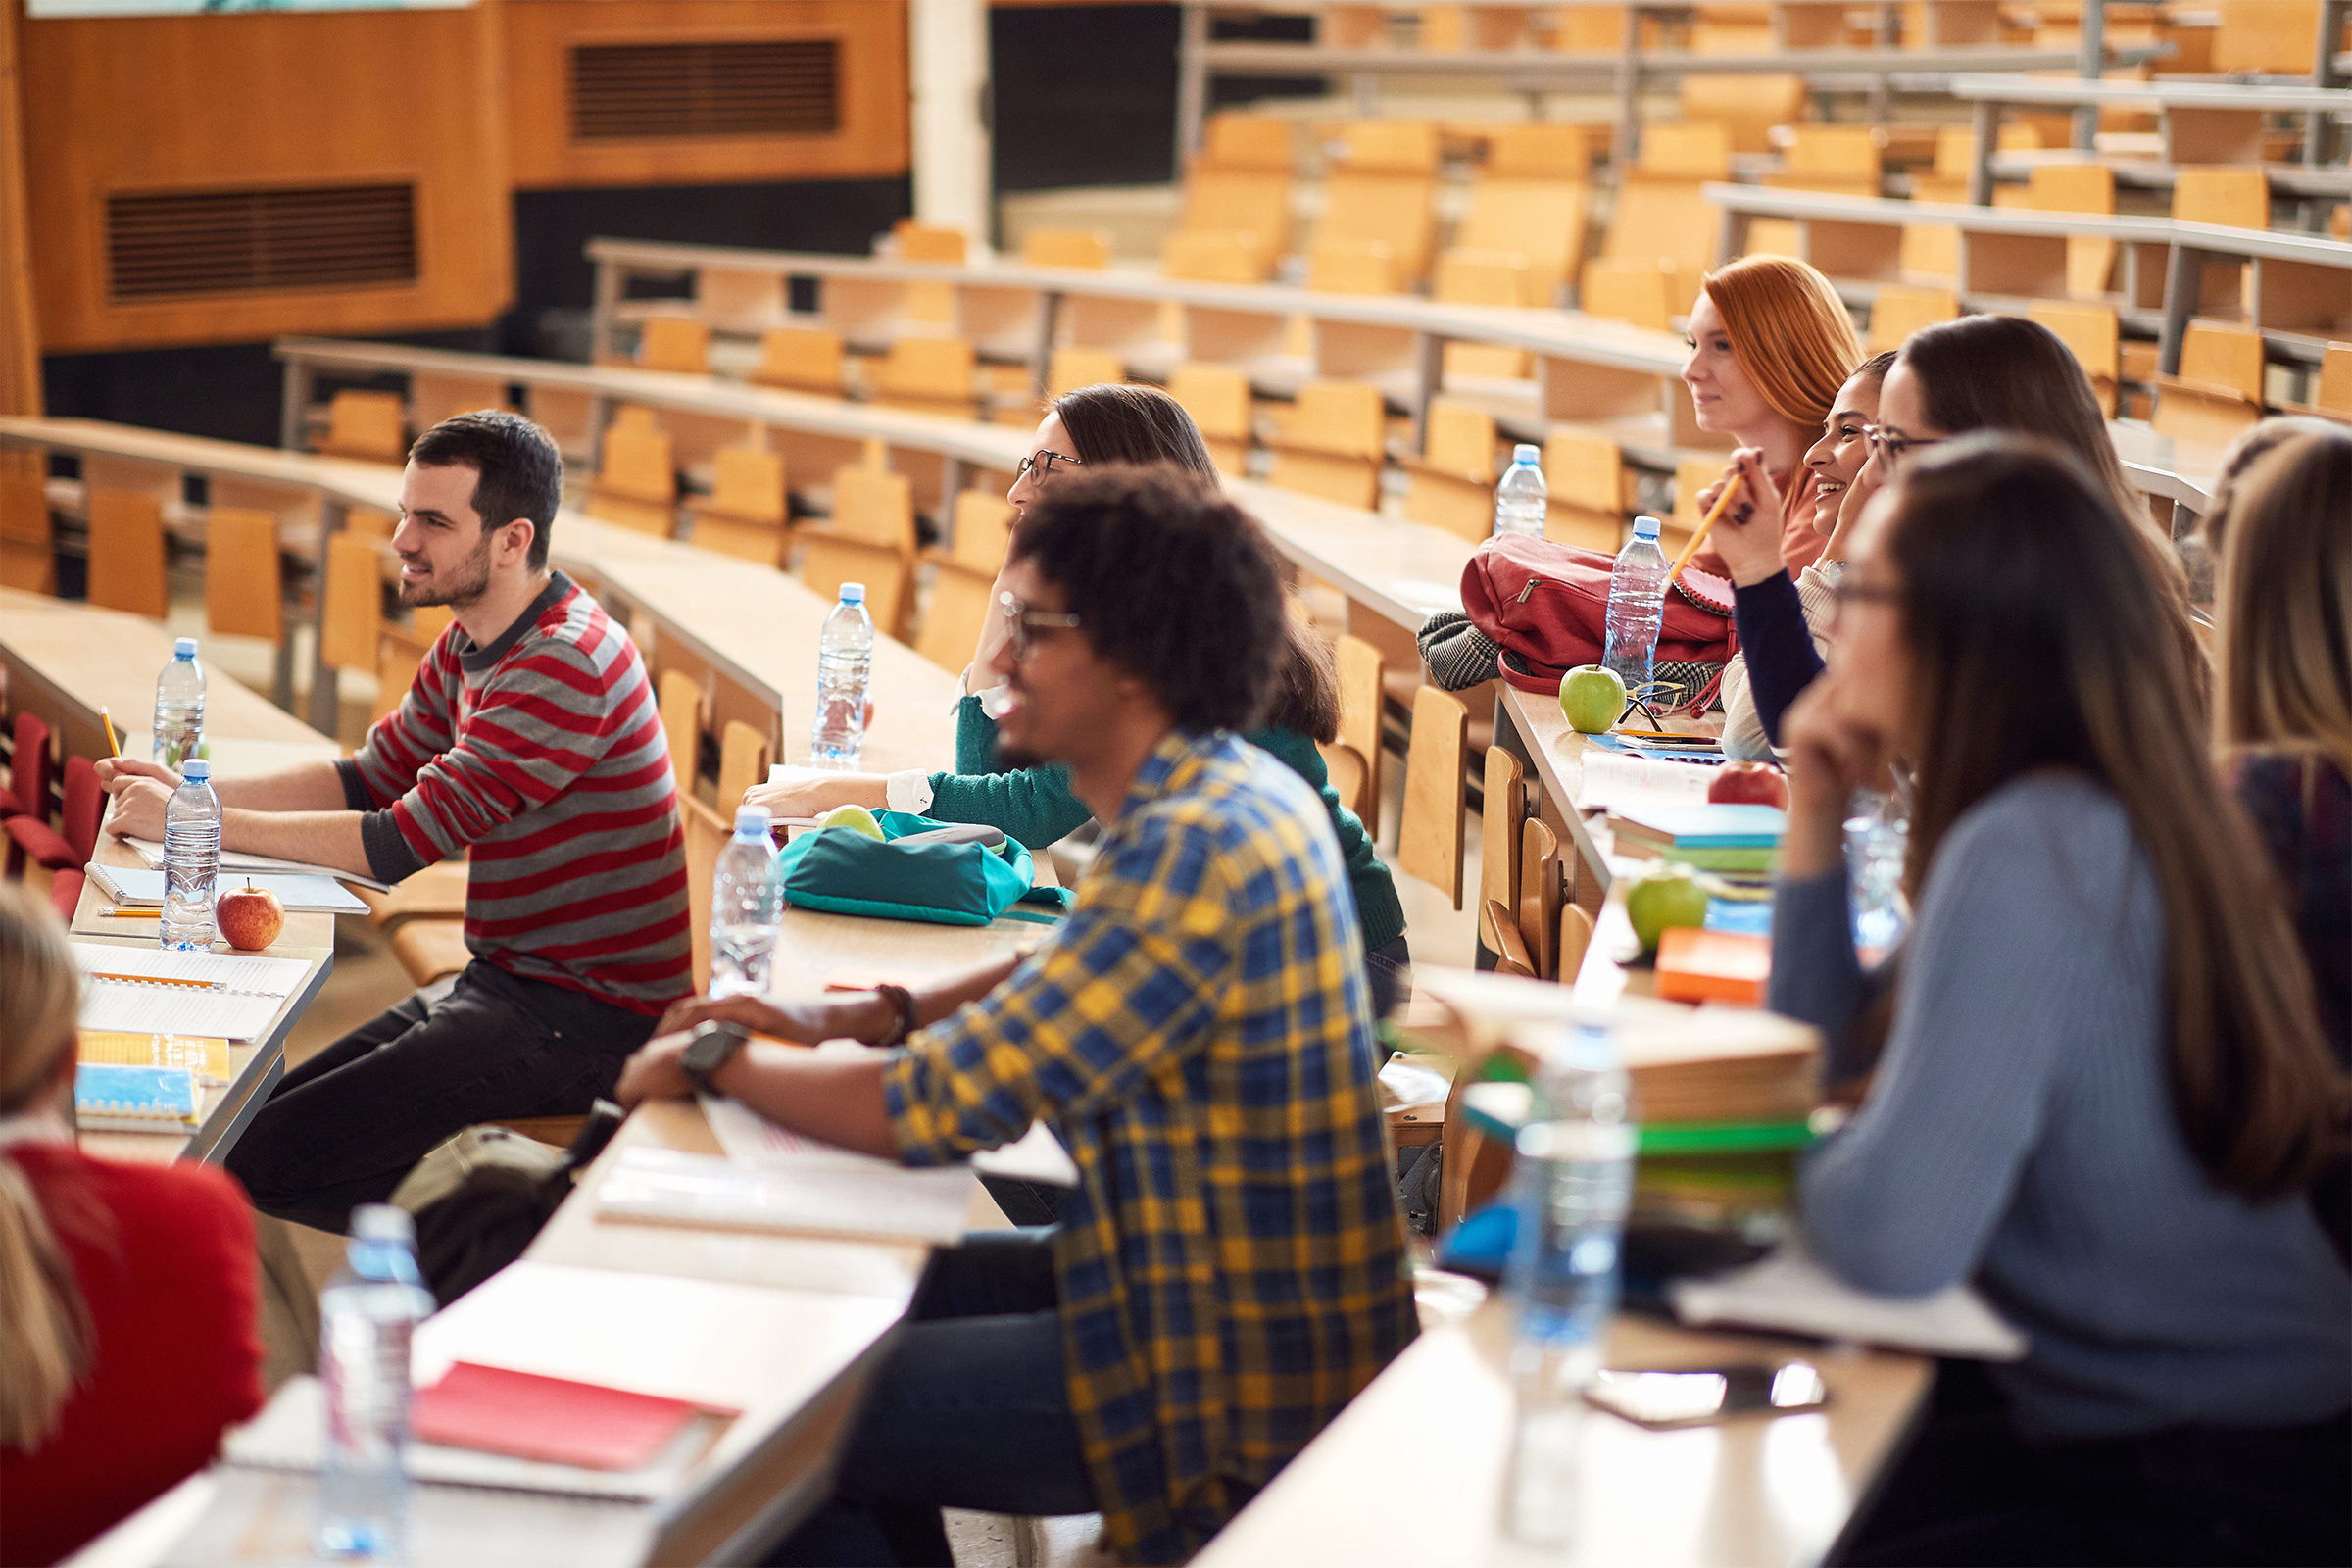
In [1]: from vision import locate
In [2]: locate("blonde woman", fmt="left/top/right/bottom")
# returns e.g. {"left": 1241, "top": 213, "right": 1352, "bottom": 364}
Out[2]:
{"left": 0, "top": 885, "right": 262, "bottom": 1565}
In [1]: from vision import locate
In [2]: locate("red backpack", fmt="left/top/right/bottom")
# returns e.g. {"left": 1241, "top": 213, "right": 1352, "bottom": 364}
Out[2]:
{"left": 1454, "top": 534, "right": 1739, "bottom": 707}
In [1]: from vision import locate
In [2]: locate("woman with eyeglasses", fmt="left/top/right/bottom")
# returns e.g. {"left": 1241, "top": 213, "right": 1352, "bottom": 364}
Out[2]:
{"left": 745, "top": 383, "right": 1411, "bottom": 1018}
{"left": 1677, "top": 255, "right": 1864, "bottom": 584}
{"left": 1711, "top": 313, "right": 2203, "bottom": 754}
{"left": 1773, "top": 434, "right": 2350, "bottom": 1565}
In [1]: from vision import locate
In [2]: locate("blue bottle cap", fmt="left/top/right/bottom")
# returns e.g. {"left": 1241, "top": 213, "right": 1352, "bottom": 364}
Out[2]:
{"left": 350, "top": 1203, "right": 415, "bottom": 1244}
{"left": 181, "top": 759, "right": 211, "bottom": 781}
{"left": 1513, "top": 444, "right": 1542, "bottom": 466}
{"left": 839, "top": 583, "right": 866, "bottom": 605}
{"left": 733, "top": 804, "right": 774, "bottom": 836}
{"left": 173, "top": 637, "right": 198, "bottom": 658}
{"left": 1633, "top": 514, "right": 1662, "bottom": 538}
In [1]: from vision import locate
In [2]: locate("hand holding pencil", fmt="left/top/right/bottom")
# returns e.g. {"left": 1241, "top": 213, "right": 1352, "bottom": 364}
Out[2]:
{"left": 1675, "top": 448, "right": 1789, "bottom": 589}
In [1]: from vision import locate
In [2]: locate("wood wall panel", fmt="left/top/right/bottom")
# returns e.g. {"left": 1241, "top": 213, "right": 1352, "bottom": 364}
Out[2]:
{"left": 505, "top": 0, "right": 908, "bottom": 190}
{"left": 22, "top": 4, "right": 512, "bottom": 352}
{"left": 2, "top": 0, "right": 40, "bottom": 418}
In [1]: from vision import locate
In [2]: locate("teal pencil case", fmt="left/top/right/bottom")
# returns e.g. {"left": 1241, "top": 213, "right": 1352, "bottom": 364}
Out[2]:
{"left": 772, "top": 810, "right": 1071, "bottom": 927}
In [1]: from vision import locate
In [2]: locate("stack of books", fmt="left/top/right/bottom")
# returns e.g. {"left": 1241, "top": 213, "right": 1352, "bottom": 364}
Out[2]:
{"left": 1605, "top": 803, "right": 1786, "bottom": 873}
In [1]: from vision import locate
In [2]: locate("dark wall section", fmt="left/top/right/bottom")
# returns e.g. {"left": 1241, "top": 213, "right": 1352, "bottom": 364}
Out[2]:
{"left": 990, "top": 4, "right": 1180, "bottom": 193}
{"left": 40, "top": 173, "right": 913, "bottom": 448}
{"left": 503, "top": 173, "right": 913, "bottom": 353}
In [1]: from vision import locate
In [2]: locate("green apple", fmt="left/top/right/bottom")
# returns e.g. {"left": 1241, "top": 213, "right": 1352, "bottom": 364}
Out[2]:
{"left": 818, "top": 803, "right": 887, "bottom": 840}
{"left": 1625, "top": 864, "right": 1710, "bottom": 955}
{"left": 1559, "top": 664, "right": 1627, "bottom": 734}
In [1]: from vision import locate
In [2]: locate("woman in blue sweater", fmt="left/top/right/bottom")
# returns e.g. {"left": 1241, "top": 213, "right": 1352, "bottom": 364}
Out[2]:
{"left": 749, "top": 384, "right": 1410, "bottom": 1016}
{"left": 1774, "top": 434, "right": 2349, "bottom": 1564}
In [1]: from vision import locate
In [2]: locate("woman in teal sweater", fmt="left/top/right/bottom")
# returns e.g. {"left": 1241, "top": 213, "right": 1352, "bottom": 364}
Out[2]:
{"left": 748, "top": 383, "right": 1411, "bottom": 1015}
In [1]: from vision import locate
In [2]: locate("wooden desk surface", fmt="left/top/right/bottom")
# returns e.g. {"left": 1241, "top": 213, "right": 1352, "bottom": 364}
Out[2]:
{"left": 1948, "top": 71, "right": 2352, "bottom": 111}
{"left": 1194, "top": 1298, "right": 1931, "bottom": 1568}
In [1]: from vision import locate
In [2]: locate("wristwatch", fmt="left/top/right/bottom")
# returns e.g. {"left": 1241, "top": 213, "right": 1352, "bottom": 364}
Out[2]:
{"left": 680, "top": 1021, "right": 749, "bottom": 1097}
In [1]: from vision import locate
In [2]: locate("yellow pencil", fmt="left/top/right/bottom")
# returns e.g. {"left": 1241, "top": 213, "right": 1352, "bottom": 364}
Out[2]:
{"left": 100, "top": 707, "right": 122, "bottom": 760}
{"left": 1668, "top": 471, "right": 1744, "bottom": 584}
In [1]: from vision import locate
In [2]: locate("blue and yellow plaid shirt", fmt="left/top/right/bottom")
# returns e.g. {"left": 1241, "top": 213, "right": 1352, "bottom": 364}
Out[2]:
{"left": 882, "top": 728, "right": 1419, "bottom": 1563}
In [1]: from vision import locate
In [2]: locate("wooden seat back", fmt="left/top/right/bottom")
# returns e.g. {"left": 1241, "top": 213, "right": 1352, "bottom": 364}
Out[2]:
{"left": 1180, "top": 169, "right": 1293, "bottom": 257}
{"left": 658, "top": 668, "right": 705, "bottom": 791}
{"left": 798, "top": 531, "right": 912, "bottom": 640}
{"left": 1314, "top": 174, "right": 1436, "bottom": 288}
{"left": 597, "top": 416, "right": 675, "bottom": 502}
{"left": 204, "top": 506, "right": 284, "bottom": 642}
{"left": 1402, "top": 400, "right": 1499, "bottom": 541}
{"left": 84, "top": 489, "right": 169, "bottom": 619}
{"left": 1454, "top": 180, "right": 1586, "bottom": 304}
{"left": 1486, "top": 122, "right": 1591, "bottom": 178}
{"left": 1202, "top": 112, "right": 1296, "bottom": 169}
{"left": 830, "top": 463, "right": 917, "bottom": 555}
{"left": 411, "top": 373, "right": 508, "bottom": 431}
{"left": 680, "top": 793, "right": 729, "bottom": 992}
{"left": 2315, "top": 342, "right": 2351, "bottom": 416}
{"left": 2028, "top": 301, "right": 2122, "bottom": 416}
{"left": 1267, "top": 380, "right": 1386, "bottom": 509}
{"left": 1168, "top": 363, "right": 1253, "bottom": 474}
{"left": 751, "top": 326, "right": 848, "bottom": 395}
{"left": 1865, "top": 283, "right": 1959, "bottom": 353}
{"left": 0, "top": 471, "right": 55, "bottom": 593}
{"left": 913, "top": 560, "right": 997, "bottom": 674}
{"left": 1436, "top": 249, "right": 1534, "bottom": 378}
{"left": 1676, "top": 75, "right": 1804, "bottom": 155}
{"left": 695, "top": 267, "right": 786, "bottom": 328}
{"left": 709, "top": 445, "right": 787, "bottom": 524}
{"left": 1307, "top": 237, "right": 1397, "bottom": 295}
{"left": 637, "top": 317, "right": 710, "bottom": 375}
{"left": 1519, "top": 816, "right": 1561, "bottom": 978}
{"left": 948, "top": 488, "right": 1015, "bottom": 573}
{"left": 1320, "top": 740, "right": 1369, "bottom": 819}
{"left": 1020, "top": 228, "right": 1112, "bottom": 270}
{"left": 2211, "top": 0, "right": 2326, "bottom": 71}
{"left": 1768, "top": 123, "right": 1881, "bottom": 196}
{"left": 318, "top": 529, "right": 383, "bottom": 676}
{"left": 1581, "top": 256, "right": 1674, "bottom": 331}
{"left": 1480, "top": 744, "right": 1524, "bottom": 924}
{"left": 874, "top": 336, "right": 977, "bottom": 415}
{"left": 2174, "top": 167, "right": 2271, "bottom": 231}
{"left": 1542, "top": 430, "right": 1626, "bottom": 550}
{"left": 318, "top": 390, "right": 407, "bottom": 461}
{"left": 1398, "top": 684, "right": 1470, "bottom": 909}
{"left": 1162, "top": 228, "right": 1272, "bottom": 283}
{"left": 715, "top": 719, "right": 770, "bottom": 811}
{"left": 1046, "top": 346, "right": 1124, "bottom": 397}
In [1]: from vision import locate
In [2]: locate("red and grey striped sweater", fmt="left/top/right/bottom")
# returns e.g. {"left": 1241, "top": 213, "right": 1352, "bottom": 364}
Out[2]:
{"left": 339, "top": 572, "right": 693, "bottom": 1015}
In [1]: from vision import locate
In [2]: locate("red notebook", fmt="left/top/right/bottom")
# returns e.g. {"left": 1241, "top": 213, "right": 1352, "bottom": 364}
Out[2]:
{"left": 410, "top": 1362, "right": 706, "bottom": 1471}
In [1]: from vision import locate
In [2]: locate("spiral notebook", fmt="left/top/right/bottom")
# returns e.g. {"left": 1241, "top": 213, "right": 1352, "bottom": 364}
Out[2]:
{"left": 69, "top": 942, "right": 311, "bottom": 1041}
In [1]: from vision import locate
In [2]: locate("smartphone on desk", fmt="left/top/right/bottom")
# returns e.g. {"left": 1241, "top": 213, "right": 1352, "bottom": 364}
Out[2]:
{"left": 1584, "top": 1362, "right": 1830, "bottom": 1430}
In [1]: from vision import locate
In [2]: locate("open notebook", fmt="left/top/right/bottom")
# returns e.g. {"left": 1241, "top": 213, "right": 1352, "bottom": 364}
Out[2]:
{"left": 87, "top": 863, "right": 369, "bottom": 915}
{"left": 69, "top": 942, "right": 312, "bottom": 1041}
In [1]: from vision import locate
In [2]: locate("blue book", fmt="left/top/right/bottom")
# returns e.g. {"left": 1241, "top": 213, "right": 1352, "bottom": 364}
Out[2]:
{"left": 1608, "top": 803, "right": 1788, "bottom": 849}
{"left": 75, "top": 1063, "right": 200, "bottom": 1132}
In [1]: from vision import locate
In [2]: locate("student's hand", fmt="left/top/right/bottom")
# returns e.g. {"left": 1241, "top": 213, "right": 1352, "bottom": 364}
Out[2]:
{"left": 740, "top": 772, "right": 889, "bottom": 819}
{"left": 104, "top": 777, "right": 174, "bottom": 841}
{"left": 1705, "top": 449, "right": 1788, "bottom": 588}
{"left": 651, "top": 992, "right": 802, "bottom": 1041}
{"left": 95, "top": 757, "right": 177, "bottom": 793}
{"left": 614, "top": 1031, "right": 695, "bottom": 1107}
{"left": 1778, "top": 677, "right": 1889, "bottom": 877}
{"left": 1821, "top": 449, "right": 1886, "bottom": 565}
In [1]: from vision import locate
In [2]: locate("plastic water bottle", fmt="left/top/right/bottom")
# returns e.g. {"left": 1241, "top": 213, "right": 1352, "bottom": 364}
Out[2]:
{"left": 1501, "top": 1019, "right": 1639, "bottom": 1546}
{"left": 809, "top": 584, "right": 873, "bottom": 770}
{"left": 710, "top": 805, "right": 782, "bottom": 999}
{"left": 316, "top": 1204, "right": 434, "bottom": 1560}
{"left": 1601, "top": 515, "right": 1670, "bottom": 697}
{"left": 151, "top": 637, "right": 205, "bottom": 770}
{"left": 1494, "top": 444, "right": 1548, "bottom": 539}
{"left": 1845, "top": 788, "right": 1913, "bottom": 961}
{"left": 160, "top": 759, "right": 221, "bottom": 951}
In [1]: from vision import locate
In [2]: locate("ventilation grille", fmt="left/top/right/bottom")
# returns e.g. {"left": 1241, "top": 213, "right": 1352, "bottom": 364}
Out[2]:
{"left": 107, "top": 185, "right": 417, "bottom": 302}
{"left": 570, "top": 39, "right": 840, "bottom": 140}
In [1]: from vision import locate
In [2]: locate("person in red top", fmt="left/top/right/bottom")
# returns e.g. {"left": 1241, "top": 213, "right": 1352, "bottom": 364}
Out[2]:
{"left": 0, "top": 884, "right": 263, "bottom": 1565}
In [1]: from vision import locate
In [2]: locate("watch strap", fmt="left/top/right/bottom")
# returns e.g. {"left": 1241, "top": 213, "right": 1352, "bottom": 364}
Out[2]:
{"left": 873, "top": 983, "right": 918, "bottom": 1048}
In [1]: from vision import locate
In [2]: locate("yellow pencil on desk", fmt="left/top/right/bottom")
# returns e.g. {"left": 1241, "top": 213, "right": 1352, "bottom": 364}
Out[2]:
{"left": 88, "top": 971, "right": 220, "bottom": 990}
{"left": 95, "top": 906, "right": 161, "bottom": 922}
{"left": 101, "top": 708, "right": 122, "bottom": 759}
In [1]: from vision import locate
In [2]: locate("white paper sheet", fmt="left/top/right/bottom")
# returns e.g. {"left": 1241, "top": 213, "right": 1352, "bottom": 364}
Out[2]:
{"left": 1669, "top": 1241, "right": 2028, "bottom": 1360}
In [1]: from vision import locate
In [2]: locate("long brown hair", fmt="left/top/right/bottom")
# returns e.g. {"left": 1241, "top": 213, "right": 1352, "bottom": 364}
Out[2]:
{"left": 1052, "top": 383, "right": 1220, "bottom": 482}
{"left": 2212, "top": 426, "right": 2352, "bottom": 776}
{"left": 1882, "top": 435, "right": 2344, "bottom": 1199}
{"left": 0, "top": 884, "right": 94, "bottom": 1449}
{"left": 1894, "top": 314, "right": 2150, "bottom": 534}
{"left": 1699, "top": 255, "right": 1863, "bottom": 429}
{"left": 1269, "top": 606, "right": 1342, "bottom": 743}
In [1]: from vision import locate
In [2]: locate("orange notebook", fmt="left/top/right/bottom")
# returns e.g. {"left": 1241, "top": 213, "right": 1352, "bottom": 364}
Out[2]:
{"left": 1653, "top": 927, "right": 1771, "bottom": 1006}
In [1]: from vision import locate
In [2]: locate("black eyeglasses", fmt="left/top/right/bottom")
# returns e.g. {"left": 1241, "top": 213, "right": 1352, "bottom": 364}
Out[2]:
{"left": 999, "top": 592, "right": 1083, "bottom": 660}
{"left": 1016, "top": 449, "right": 1082, "bottom": 482}
{"left": 1863, "top": 426, "right": 1943, "bottom": 466}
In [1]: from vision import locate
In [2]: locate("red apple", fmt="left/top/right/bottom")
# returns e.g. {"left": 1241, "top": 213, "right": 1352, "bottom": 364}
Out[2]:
{"left": 216, "top": 883, "right": 284, "bottom": 952}
{"left": 1708, "top": 760, "right": 1789, "bottom": 808}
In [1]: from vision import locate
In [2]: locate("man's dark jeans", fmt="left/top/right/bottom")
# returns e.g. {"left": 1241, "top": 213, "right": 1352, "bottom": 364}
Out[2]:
{"left": 767, "top": 1228, "right": 1096, "bottom": 1568}
{"left": 223, "top": 959, "right": 661, "bottom": 1234}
